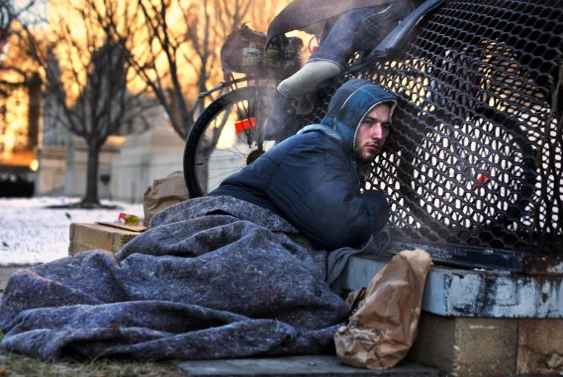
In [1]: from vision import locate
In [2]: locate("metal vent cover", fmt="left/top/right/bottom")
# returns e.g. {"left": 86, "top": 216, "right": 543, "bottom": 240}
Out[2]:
{"left": 309, "top": 0, "right": 563, "bottom": 257}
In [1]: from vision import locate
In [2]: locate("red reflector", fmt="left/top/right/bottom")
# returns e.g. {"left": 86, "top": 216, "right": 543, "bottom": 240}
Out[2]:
{"left": 235, "top": 118, "right": 256, "bottom": 132}
{"left": 476, "top": 174, "right": 489, "bottom": 184}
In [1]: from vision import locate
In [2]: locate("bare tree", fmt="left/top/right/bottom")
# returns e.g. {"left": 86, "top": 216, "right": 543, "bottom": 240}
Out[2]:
{"left": 0, "top": 1, "right": 43, "bottom": 158}
{"left": 0, "top": 21, "right": 29, "bottom": 98}
{"left": 0, "top": 0, "right": 13, "bottom": 48}
{"left": 125, "top": 0, "right": 278, "bottom": 140}
{"left": 108, "top": 0, "right": 289, "bottom": 193}
{"left": 24, "top": 0, "right": 150, "bottom": 207}
{"left": 1, "top": 0, "right": 39, "bottom": 93}
{"left": 1, "top": 0, "right": 38, "bottom": 47}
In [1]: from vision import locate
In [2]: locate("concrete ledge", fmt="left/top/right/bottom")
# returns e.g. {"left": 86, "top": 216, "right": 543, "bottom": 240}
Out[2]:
{"left": 408, "top": 314, "right": 518, "bottom": 377}
{"left": 407, "top": 314, "right": 563, "bottom": 377}
{"left": 343, "top": 253, "right": 563, "bottom": 377}
{"left": 69, "top": 223, "right": 142, "bottom": 255}
{"left": 343, "top": 254, "right": 563, "bottom": 318}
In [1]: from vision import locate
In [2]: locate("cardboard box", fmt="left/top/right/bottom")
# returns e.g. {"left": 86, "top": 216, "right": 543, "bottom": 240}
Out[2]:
{"left": 69, "top": 222, "right": 146, "bottom": 255}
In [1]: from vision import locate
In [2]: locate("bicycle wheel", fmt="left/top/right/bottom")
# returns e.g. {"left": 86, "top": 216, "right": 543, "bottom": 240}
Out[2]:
{"left": 183, "top": 85, "right": 277, "bottom": 198}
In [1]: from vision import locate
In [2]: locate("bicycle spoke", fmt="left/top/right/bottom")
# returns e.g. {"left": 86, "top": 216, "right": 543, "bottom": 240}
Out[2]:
{"left": 184, "top": 86, "right": 277, "bottom": 196}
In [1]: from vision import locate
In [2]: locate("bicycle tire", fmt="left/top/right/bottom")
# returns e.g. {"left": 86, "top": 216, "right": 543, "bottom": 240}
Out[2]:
{"left": 183, "top": 85, "right": 277, "bottom": 198}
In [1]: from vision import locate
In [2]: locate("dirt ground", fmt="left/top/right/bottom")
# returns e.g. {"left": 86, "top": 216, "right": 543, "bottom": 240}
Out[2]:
{"left": 0, "top": 334, "right": 188, "bottom": 377}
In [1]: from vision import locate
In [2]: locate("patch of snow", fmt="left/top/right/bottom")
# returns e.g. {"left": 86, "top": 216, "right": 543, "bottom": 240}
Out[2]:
{"left": 0, "top": 197, "right": 144, "bottom": 266}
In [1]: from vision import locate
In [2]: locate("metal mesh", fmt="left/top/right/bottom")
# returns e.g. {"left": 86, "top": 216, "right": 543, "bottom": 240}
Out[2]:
{"left": 311, "top": 0, "right": 563, "bottom": 256}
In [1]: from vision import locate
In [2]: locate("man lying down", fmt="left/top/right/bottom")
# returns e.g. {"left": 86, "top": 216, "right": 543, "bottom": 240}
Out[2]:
{"left": 0, "top": 79, "right": 396, "bottom": 361}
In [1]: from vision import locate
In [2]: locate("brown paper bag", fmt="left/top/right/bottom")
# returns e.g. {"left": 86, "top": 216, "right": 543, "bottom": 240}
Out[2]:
{"left": 334, "top": 249, "right": 432, "bottom": 369}
{"left": 143, "top": 171, "right": 190, "bottom": 225}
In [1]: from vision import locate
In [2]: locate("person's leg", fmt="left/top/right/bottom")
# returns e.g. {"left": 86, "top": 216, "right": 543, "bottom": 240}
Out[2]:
{"left": 353, "top": 0, "right": 414, "bottom": 52}
{"left": 263, "top": 60, "right": 342, "bottom": 141}
{"left": 263, "top": 90, "right": 297, "bottom": 142}
{"left": 278, "top": 1, "right": 414, "bottom": 98}
{"left": 264, "top": 10, "right": 365, "bottom": 141}
{"left": 265, "top": 3, "right": 413, "bottom": 140}
{"left": 278, "top": 8, "right": 371, "bottom": 97}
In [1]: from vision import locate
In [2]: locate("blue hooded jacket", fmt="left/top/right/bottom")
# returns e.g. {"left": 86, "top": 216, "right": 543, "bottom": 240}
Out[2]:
{"left": 209, "top": 79, "right": 397, "bottom": 250}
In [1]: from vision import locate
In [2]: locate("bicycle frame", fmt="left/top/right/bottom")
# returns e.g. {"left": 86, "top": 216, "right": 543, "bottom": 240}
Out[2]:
{"left": 184, "top": 0, "right": 448, "bottom": 198}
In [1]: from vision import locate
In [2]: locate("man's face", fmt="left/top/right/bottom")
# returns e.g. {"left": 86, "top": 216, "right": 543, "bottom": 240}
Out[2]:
{"left": 354, "top": 103, "right": 391, "bottom": 164}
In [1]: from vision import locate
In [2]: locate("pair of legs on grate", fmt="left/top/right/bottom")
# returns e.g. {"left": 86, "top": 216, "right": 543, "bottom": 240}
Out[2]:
{"left": 264, "top": 1, "right": 413, "bottom": 141}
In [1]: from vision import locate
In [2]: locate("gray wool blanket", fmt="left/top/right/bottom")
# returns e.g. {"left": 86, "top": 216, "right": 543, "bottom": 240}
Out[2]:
{"left": 0, "top": 196, "right": 353, "bottom": 361}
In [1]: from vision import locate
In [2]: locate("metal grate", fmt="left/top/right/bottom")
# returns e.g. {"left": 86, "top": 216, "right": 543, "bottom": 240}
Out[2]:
{"left": 310, "top": 0, "right": 563, "bottom": 257}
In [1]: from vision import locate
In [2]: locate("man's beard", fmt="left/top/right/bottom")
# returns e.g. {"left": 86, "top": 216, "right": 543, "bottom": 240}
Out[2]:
{"left": 354, "top": 145, "right": 378, "bottom": 164}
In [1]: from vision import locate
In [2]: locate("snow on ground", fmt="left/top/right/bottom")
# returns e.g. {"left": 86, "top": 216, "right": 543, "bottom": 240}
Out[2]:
{"left": 0, "top": 197, "right": 144, "bottom": 266}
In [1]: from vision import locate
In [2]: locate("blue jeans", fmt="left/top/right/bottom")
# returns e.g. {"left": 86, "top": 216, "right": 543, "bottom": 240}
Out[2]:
{"left": 309, "top": 1, "right": 414, "bottom": 70}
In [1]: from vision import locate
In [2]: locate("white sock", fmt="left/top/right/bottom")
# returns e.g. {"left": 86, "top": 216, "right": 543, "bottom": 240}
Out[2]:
{"left": 277, "top": 60, "right": 342, "bottom": 98}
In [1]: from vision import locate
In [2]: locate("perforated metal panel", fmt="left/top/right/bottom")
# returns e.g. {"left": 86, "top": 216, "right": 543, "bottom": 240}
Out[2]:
{"left": 309, "top": 0, "right": 563, "bottom": 257}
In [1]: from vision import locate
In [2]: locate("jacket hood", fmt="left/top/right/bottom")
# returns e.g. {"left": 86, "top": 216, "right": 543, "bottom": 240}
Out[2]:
{"left": 320, "top": 79, "right": 397, "bottom": 161}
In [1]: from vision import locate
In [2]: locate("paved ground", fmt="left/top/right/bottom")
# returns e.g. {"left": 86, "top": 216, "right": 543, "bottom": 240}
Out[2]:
{"left": 176, "top": 357, "right": 439, "bottom": 376}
